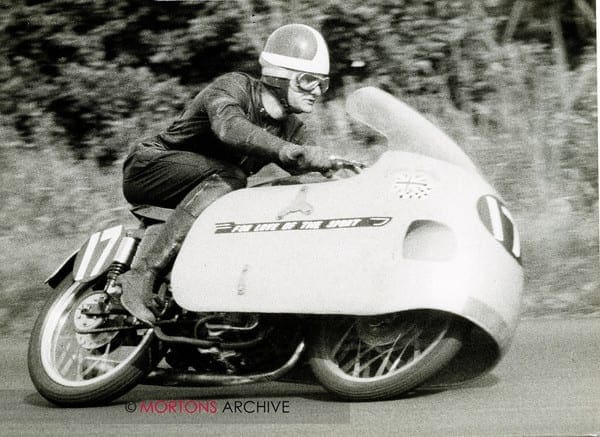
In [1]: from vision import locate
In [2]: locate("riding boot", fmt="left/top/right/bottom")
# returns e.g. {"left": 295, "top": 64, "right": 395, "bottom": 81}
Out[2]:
{"left": 119, "top": 174, "right": 237, "bottom": 324}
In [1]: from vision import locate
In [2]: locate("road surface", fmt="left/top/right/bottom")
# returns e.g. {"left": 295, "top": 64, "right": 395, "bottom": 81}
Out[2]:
{"left": 1, "top": 317, "right": 599, "bottom": 436}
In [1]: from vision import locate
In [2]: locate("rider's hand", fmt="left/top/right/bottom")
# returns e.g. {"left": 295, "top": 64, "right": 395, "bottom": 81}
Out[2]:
{"left": 279, "top": 143, "right": 333, "bottom": 172}
{"left": 299, "top": 146, "right": 333, "bottom": 172}
{"left": 278, "top": 143, "right": 305, "bottom": 167}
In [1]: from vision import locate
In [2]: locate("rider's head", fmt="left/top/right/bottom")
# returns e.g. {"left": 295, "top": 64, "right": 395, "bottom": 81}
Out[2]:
{"left": 260, "top": 24, "right": 330, "bottom": 114}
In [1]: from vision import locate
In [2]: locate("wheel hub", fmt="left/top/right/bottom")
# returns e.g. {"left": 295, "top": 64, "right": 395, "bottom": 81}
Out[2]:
{"left": 357, "top": 315, "right": 412, "bottom": 347}
{"left": 73, "top": 293, "right": 117, "bottom": 349}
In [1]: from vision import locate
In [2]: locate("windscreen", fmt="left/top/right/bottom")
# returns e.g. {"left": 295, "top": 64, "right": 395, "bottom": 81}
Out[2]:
{"left": 346, "top": 87, "right": 477, "bottom": 173}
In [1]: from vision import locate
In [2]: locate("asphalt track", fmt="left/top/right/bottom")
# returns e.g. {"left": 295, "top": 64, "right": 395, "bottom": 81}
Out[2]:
{"left": 1, "top": 317, "right": 598, "bottom": 436}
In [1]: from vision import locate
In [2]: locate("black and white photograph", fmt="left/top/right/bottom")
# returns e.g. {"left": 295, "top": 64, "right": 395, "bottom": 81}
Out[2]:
{"left": 0, "top": 0, "right": 598, "bottom": 435}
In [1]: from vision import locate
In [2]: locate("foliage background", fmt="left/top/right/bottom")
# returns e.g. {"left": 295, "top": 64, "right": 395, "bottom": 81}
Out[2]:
{"left": 0, "top": 0, "right": 597, "bottom": 334}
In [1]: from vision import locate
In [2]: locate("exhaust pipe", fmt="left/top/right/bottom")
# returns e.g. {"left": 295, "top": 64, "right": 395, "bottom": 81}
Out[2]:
{"left": 144, "top": 341, "right": 305, "bottom": 386}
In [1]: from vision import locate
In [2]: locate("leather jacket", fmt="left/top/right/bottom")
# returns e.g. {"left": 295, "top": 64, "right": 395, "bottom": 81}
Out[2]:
{"left": 133, "top": 72, "right": 314, "bottom": 175}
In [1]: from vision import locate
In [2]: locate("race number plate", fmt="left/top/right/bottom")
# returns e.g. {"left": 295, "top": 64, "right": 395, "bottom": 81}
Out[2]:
{"left": 477, "top": 195, "right": 521, "bottom": 264}
{"left": 72, "top": 225, "right": 125, "bottom": 282}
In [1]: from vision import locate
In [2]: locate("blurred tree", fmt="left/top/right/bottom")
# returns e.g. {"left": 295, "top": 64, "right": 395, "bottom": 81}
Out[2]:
{"left": 0, "top": 0, "right": 595, "bottom": 166}
{"left": 500, "top": 0, "right": 595, "bottom": 66}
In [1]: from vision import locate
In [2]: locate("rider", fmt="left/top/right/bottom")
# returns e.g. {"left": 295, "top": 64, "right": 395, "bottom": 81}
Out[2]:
{"left": 118, "top": 24, "right": 334, "bottom": 324}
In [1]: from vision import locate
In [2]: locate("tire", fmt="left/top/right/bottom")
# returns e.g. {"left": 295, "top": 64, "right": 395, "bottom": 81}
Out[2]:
{"left": 309, "top": 310, "right": 463, "bottom": 401}
{"left": 28, "top": 274, "right": 159, "bottom": 407}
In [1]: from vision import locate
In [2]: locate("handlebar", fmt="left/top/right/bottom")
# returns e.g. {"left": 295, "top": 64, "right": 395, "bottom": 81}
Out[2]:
{"left": 329, "top": 155, "right": 366, "bottom": 174}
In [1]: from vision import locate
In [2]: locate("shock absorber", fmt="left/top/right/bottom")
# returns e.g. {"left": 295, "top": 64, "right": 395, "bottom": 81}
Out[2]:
{"left": 104, "top": 235, "right": 140, "bottom": 297}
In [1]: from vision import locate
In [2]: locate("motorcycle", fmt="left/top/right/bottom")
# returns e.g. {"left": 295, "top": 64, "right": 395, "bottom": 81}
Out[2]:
{"left": 28, "top": 87, "right": 523, "bottom": 405}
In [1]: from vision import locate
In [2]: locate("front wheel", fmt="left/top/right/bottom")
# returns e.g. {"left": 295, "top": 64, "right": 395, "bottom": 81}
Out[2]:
{"left": 309, "top": 311, "right": 464, "bottom": 401}
{"left": 28, "top": 274, "right": 159, "bottom": 407}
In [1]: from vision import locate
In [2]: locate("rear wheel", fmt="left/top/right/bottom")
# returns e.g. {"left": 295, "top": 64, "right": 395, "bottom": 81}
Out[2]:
{"left": 310, "top": 311, "right": 463, "bottom": 401}
{"left": 28, "top": 274, "right": 159, "bottom": 407}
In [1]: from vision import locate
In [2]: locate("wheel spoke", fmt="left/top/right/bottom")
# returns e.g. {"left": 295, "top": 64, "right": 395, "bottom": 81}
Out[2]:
{"left": 341, "top": 341, "right": 378, "bottom": 374}
{"left": 359, "top": 346, "right": 392, "bottom": 375}
{"left": 331, "top": 322, "right": 355, "bottom": 357}
{"left": 56, "top": 341, "right": 73, "bottom": 369}
{"left": 81, "top": 342, "right": 112, "bottom": 377}
{"left": 58, "top": 340, "right": 79, "bottom": 375}
{"left": 361, "top": 324, "right": 419, "bottom": 377}
{"left": 335, "top": 341, "right": 356, "bottom": 364}
{"left": 351, "top": 340, "right": 361, "bottom": 377}
{"left": 59, "top": 353, "right": 76, "bottom": 375}
{"left": 84, "top": 357, "right": 122, "bottom": 364}
{"left": 374, "top": 324, "right": 417, "bottom": 376}
{"left": 389, "top": 329, "right": 422, "bottom": 371}
{"left": 375, "top": 346, "right": 395, "bottom": 377}
{"left": 75, "top": 350, "right": 84, "bottom": 380}
{"left": 361, "top": 357, "right": 371, "bottom": 377}
{"left": 338, "top": 320, "right": 424, "bottom": 376}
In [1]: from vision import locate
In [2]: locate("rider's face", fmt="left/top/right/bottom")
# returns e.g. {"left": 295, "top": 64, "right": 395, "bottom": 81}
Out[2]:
{"left": 287, "top": 74, "right": 323, "bottom": 114}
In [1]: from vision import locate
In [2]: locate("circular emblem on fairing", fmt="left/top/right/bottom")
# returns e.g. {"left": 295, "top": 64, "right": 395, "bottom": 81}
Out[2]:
{"left": 392, "top": 172, "right": 432, "bottom": 199}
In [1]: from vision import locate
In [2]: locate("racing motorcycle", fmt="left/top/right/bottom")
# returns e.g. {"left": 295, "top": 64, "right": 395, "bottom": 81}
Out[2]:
{"left": 28, "top": 87, "right": 523, "bottom": 406}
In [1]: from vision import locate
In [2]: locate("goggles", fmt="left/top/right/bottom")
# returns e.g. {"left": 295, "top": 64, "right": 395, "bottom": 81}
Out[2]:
{"left": 296, "top": 72, "right": 330, "bottom": 94}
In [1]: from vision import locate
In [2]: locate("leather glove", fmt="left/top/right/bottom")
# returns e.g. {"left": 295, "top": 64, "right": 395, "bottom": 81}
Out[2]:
{"left": 278, "top": 143, "right": 305, "bottom": 168}
{"left": 278, "top": 144, "right": 333, "bottom": 172}
{"left": 299, "top": 146, "right": 333, "bottom": 171}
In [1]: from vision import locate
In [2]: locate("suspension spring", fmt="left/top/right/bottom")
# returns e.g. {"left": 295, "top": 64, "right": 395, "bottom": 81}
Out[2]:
{"left": 104, "top": 235, "right": 140, "bottom": 297}
{"left": 104, "top": 262, "right": 128, "bottom": 297}
{"left": 106, "top": 261, "right": 128, "bottom": 283}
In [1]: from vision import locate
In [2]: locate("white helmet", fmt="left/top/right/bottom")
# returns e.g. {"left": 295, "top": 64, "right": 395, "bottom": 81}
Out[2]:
{"left": 259, "top": 24, "right": 330, "bottom": 78}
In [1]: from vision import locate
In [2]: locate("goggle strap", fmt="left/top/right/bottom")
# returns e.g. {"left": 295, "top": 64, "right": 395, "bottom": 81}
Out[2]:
{"left": 261, "top": 66, "right": 296, "bottom": 80}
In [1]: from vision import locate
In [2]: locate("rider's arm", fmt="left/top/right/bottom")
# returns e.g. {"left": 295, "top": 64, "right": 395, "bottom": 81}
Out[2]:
{"left": 202, "top": 75, "right": 296, "bottom": 162}
{"left": 286, "top": 117, "right": 317, "bottom": 147}
{"left": 282, "top": 118, "right": 322, "bottom": 175}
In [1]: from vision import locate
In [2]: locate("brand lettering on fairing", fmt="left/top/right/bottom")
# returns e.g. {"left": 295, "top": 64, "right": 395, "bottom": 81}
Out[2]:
{"left": 214, "top": 217, "right": 391, "bottom": 234}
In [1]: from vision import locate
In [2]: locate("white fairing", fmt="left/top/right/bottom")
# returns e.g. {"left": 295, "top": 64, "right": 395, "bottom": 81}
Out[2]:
{"left": 172, "top": 87, "right": 523, "bottom": 355}
{"left": 172, "top": 151, "right": 523, "bottom": 353}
